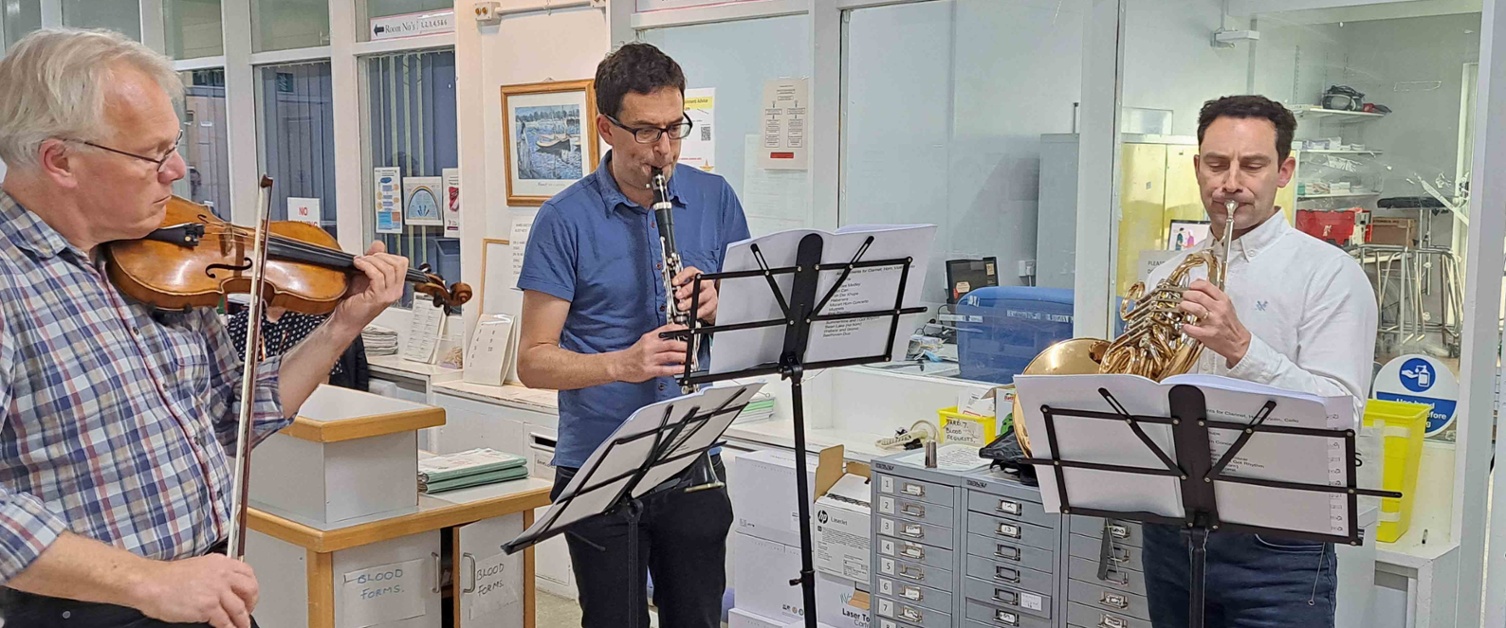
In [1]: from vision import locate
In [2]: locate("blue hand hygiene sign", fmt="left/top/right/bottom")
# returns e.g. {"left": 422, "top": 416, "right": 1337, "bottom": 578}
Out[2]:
{"left": 1374, "top": 355, "right": 1458, "bottom": 436}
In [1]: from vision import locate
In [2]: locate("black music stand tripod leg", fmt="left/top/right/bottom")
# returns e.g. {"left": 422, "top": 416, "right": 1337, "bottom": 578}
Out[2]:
{"left": 1189, "top": 525, "right": 1209, "bottom": 628}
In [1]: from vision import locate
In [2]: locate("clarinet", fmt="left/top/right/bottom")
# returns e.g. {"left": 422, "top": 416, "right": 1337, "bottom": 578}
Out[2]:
{"left": 651, "top": 167, "right": 724, "bottom": 493}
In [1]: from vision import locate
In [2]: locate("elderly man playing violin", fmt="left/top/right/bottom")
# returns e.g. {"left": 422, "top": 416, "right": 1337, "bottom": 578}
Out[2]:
{"left": 0, "top": 29, "right": 408, "bottom": 628}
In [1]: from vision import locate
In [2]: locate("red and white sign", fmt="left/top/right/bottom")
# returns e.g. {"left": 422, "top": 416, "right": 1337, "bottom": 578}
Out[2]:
{"left": 288, "top": 197, "right": 321, "bottom": 225}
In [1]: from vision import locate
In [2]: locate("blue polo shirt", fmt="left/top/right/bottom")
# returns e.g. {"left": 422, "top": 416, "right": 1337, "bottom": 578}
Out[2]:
{"left": 517, "top": 152, "right": 751, "bottom": 469}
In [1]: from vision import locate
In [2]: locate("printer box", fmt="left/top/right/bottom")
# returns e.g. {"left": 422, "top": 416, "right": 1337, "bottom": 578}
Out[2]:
{"left": 731, "top": 448, "right": 817, "bottom": 547}
{"left": 734, "top": 531, "right": 808, "bottom": 623}
{"left": 729, "top": 608, "right": 787, "bottom": 628}
{"left": 813, "top": 446, "right": 872, "bottom": 582}
{"left": 815, "top": 572, "right": 870, "bottom": 628}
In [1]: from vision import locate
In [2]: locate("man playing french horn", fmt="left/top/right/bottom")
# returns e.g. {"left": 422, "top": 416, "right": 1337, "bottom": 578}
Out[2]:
{"left": 1138, "top": 95, "right": 1378, "bottom": 627}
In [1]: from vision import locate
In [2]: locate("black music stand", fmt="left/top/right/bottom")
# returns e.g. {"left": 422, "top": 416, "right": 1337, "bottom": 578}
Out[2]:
{"left": 1023, "top": 383, "right": 1400, "bottom": 628}
{"left": 502, "top": 384, "right": 760, "bottom": 624}
{"left": 671, "top": 231, "right": 929, "bottom": 628}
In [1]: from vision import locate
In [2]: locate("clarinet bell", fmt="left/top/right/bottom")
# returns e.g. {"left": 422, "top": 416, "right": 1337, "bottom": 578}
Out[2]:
{"left": 684, "top": 454, "right": 725, "bottom": 493}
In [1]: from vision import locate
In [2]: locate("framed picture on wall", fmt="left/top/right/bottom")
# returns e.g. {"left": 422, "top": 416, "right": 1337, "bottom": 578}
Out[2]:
{"left": 500, "top": 79, "right": 601, "bottom": 206}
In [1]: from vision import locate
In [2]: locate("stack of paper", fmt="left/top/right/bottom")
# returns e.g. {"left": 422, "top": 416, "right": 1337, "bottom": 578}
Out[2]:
{"left": 363, "top": 324, "right": 399, "bottom": 356}
{"left": 418, "top": 448, "right": 528, "bottom": 494}
{"left": 733, "top": 390, "right": 776, "bottom": 424}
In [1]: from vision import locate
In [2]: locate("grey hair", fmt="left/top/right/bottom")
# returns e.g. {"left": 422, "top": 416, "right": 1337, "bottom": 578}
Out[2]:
{"left": 0, "top": 28, "right": 183, "bottom": 170}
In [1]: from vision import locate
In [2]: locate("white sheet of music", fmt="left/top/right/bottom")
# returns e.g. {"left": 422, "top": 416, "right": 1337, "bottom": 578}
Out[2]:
{"left": 710, "top": 224, "right": 935, "bottom": 375}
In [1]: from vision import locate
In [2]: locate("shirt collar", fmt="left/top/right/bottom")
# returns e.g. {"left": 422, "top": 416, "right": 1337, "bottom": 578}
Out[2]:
{"left": 1227, "top": 209, "right": 1289, "bottom": 261}
{"left": 593, "top": 150, "right": 685, "bottom": 215}
{"left": 0, "top": 189, "right": 84, "bottom": 260}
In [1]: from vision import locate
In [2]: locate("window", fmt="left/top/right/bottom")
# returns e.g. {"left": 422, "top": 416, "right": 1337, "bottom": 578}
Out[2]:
{"left": 840, "top": 0, "right": 1086, "bottom": 360}
{"left": 165, "top": 0, "right": 223, "bottom": 59}
{"left": 255, "top": 61, "right": 336, "bottom": 236}
{"left": 361, "top": 49, "right": 458, "bottom": 307}
{"left": 359, "top": 0, "right": 452, "bottom": 42}
{"left": 642, "top": 15, "right": 812, "bottom": 237}
{"left": 175, "top": 69, "right": 231, "bottom": 219}
{"left": 2, "top": 0, "right": 42, "bottom": 49}
{"left": 252, "top": 0, "right": 329, "bottom": 52}
{"left": 62, "top": 0, "right": 141, "bottom": 41}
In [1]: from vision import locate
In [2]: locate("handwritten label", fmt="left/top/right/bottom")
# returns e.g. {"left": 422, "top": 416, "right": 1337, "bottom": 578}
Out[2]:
{"left": 341, "top": 558, "right": 426, "bottom": 628}
{"left": 469, "top": 552, "right": 520, "bottom": 619}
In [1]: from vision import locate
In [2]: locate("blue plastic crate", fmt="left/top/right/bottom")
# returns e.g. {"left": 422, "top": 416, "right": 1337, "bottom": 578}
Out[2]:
{"left": 956, "top": 286, "right": 1074, "bottom": 385}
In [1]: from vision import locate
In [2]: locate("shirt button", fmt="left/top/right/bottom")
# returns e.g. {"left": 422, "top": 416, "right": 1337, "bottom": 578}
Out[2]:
{"left": 659, "top": 383, "right": 666, "bottom": 391}
{"left": 656, "top": 263, "right": 663, "bottom": 270}
{"left": 659, "top": 305, "right": 665, "bottom": 312}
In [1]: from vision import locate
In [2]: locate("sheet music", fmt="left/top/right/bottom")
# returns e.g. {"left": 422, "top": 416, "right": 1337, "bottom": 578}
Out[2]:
{"left": 710, "top": 224, "right": 936, "bottom": 374}
{"left": 513, "top": 384, "right": 763, "bottom": 547}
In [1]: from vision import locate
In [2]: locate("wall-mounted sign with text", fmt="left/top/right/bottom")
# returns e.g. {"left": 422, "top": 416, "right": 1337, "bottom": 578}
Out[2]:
{"left": 371, "top": 9, "right": 454, "bottom": 41}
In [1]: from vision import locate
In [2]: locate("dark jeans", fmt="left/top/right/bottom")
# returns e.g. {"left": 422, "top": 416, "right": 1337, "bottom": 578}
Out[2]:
{"left": 1142, "top": 523, "right": 1337, "bottom": 628}
{"left": 0, "top": 541, "right": 261, "bottom": 628}
{"left": 551, "top": 455, "right": 732, "bottom": 628}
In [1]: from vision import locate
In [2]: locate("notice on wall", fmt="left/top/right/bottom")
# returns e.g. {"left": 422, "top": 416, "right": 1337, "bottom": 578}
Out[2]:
{"left": 679, "top": 87, "right": 716, "bottom": 173}
{"left": 510, "top": 217, "right": 533, "bottom": 279}
{"left": 288, "top": 197, "right": 321, "bottom": 225}
{"left": 404, "top": 177, "right": 444, "bottom": 226}
{"left": 443, "top": 168, "right": 462, "bottom": 236}
{"left": 758, "top": 78, "right": 809, "bottom": 170}
{"left": 341, "top": 558, "right": 427, "bottom": 628}
{"left": 374, "top": 167, "right": 403, "bottom": 234}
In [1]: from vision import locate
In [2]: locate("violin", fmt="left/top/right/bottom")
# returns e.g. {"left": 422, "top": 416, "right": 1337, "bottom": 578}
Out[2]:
{"left": 103, "top": 184, "right": 472, "bottom": 315}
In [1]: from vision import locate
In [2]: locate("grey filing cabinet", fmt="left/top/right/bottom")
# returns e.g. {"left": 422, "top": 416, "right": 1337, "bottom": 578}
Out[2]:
{"left": 871, "top": 449, "right": 1165, "bottom": 628}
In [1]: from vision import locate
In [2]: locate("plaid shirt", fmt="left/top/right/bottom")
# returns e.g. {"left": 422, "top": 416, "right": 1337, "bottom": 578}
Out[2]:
{"left": 0, "top": 191, "right": 289, "bottom": 582}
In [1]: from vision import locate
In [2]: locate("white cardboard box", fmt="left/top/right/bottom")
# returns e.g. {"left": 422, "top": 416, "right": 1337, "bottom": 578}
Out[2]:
{"left": 734, "top": 531, "right": 808, "bottom": 623}
{"left": 730, "top": 449, "right": 817, "bottom": 547}
{"left": 814, "top": 471, "right": 871, "bottom": 582}
{"left": 815, "top": 573, "right": 871, "bottom": 628}
{"left": 730, "top": 608, "right": 787, "bottom": 628}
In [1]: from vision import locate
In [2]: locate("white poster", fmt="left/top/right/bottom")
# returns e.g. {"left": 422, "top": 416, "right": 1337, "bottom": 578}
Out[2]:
{"left": 404, "top": 177, "right": 444, "bottom": 226}
{"left": 442, "top": 168, "right": 462, "bottom": 236}
{"left": 758, "top": 78, "right": 809, "bottom": 170}
{"left": 341, "top": 558, "right": 427, "bottom": 628}
{"left": 287, "top": 197, "right": 321, "bottom": 225}
{"left": 679, "top": 88, "right": 716, "bottom": 173}
{"left": 510, "top": 217, "right": 533, "bottom": 280}
{"left": 374, "top": 167, "right": 403, "bottom": 234}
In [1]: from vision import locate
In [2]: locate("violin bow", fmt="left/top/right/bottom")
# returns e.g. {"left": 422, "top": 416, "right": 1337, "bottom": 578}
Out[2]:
{"left": 227, "top": 175, "right": 275, "bottom": 560}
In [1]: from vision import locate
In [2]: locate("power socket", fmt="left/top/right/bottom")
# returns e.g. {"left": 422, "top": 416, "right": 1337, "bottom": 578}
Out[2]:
{"left": 473, "top": 1, "right": 502, "bottom": 25}
{"left": 1018, "top": 259, "right": 1036, "bottom": 277}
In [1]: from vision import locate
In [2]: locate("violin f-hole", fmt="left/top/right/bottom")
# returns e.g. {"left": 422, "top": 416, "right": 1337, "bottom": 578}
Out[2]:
{"left": 205, "top": 258, "right": 254, "bottom": 279}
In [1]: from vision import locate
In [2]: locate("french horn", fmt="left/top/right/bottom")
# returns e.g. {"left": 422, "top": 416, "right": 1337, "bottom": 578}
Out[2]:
{"left": 1012, "top": 201, "right": 1238, "bottom": 455}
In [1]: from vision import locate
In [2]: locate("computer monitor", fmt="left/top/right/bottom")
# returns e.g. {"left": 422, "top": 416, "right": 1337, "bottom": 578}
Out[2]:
{"left": 946, "top": 257, "right": 1000, "bottom": 304}
{"left": 1168, "top": 220, "right": 1211, "bottom": 251}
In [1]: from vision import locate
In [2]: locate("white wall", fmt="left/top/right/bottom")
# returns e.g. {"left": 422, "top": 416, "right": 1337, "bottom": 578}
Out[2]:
{"left": 1121, "top": 0, "right": 1252, "bottom": 137}
{"left": 455, "top": 0, "right": 609, "bottom": 339}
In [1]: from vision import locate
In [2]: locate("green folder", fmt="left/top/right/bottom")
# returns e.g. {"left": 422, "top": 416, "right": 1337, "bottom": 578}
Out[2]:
{"left": 421, "top": 466, "right": 530, "bottom": 494}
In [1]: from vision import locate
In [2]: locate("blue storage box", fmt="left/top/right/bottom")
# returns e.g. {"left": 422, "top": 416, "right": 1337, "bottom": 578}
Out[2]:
{"left": 956, "top": 286, "right": 1074, "bottom": 384}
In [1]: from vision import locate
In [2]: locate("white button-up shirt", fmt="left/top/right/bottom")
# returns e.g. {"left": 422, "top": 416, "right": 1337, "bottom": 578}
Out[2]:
{"left": 1146, "top": 211, "right": 1379, "bottom": 419}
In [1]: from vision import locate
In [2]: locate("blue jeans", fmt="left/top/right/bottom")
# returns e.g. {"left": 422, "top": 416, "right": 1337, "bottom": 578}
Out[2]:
{"left": 1142, "top": 524, "right": 1336, "bottom": 628}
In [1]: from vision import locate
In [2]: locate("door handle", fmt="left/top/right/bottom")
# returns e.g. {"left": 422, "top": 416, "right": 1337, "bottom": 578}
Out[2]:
{"left": 462, "top": 552, "right": 477, "bottom": 593}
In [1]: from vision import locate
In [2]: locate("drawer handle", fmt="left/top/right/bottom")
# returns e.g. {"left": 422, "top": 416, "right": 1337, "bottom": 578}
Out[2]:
{"left": 994, "top": 565, "right": 1021, "bottom": 583}
{"left": 898, "top": 565, "right": 924, "bottom": 582}
{"left": 432, "top": 552, "right": 442, "bottom": 594}
{"left": 1102, "top": 567, "right": 1130, "bottom": 586}
{"left": 1100, "top": 614, "right": 1128, "bottom": 628}
{"left": 995, "top": 609, "right": 1020, "bottom": 626}
{"left": 998, "top": 499, "right": 1022, "bottom": 515}
{"left": 899, "top": 605, "right": 923, "bottom": 622}
{"left": 995, "top": 544, "right": 1021, "bottom": 561}
{"left": 903, "top": 482, "right": 925, "bottom": 497}
{"left": 461, "top": 552, "right": 477, "bottom": 593}
{"left": 901, "top": 542, "right": 924, "bottom": 560}
{"left": 902, "top": 503, "right": 926, "bottom": 518}
{"left": 1101, "top": 591, "right": 1129, "bottom": 609}
{"left": 901, "top": 585, "right": 923, "bottom": 601}
{"left": 1109, "top": 523, "right": 1130, "bottom": 539}
{"left": 997, "top": 522, "right": 1021, "bottom": 538}
{"left": 1110, "top": 547, "right": 1131, "bottom": 563}
{"left": 993, "top": 588, "right": 1019, "bottom": 606}
{"left": 901, "top": 523, "right": 924, "bottom": 539}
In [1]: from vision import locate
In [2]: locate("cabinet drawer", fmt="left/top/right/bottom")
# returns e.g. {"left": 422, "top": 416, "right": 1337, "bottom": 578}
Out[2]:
{"left": 1068, "top": 556, "right": 1147, "bottom": 598}
{"left": 876, "top": 576, "right": 952, "bottom": 615}
{"left": 877, "top": 493, "right": 955, "bottom": 528}
{"left": 966, "top": 534, "right": 1055, "bottom": 573}
{"left": 1068, "top": 578, "right": 1152, "bottom": 622}
{"left": 874, "top": 595, "right": 952, "bottom": 628}
{"left": 878, "top": 515, "right": 954, "bottom": 550}
{"left": 964, "top": 555, "right": 1055, "bottom": 595}
{"left": 874, "top": 619, "right": 922, "bottom": 628}
{"left": 876, "top": 474, "right": 956, "bottom": 509}
{"left": 1069, "top": 533, "right": 1144, "bottom": 573}
{"left": 965, "top": 596, "right": 1053, "bottom": 627}
{"left": 1067, "top": 601, "right": 1154, "bottom": 628}
{"left": 875, "top": 555, "right": 952, "bottom": 590}
{"left": 965, "top": 577, "right": 1053, "bottom": 620}
{"left": 966, "top": 490, "right": 1056, "bottom": 529}
{"left": 967, "top": 512, "right": 1059, "bottom": 551}
{"left": 1069, "top": 516, "right": 1144, "bottom": 547}
{"left": 877, "top": 535, "right": 953, "bottom": 572}
{"left": 964, "top": 607, "right": 1053, "bottom": 628}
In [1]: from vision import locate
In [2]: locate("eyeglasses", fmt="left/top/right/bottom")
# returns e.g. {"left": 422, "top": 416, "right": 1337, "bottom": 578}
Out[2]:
{"left": 606, "top": 114, "right": 694, "bottom": 144}
{"left": 66, "top": 129, "right": 184, "bottom": 173}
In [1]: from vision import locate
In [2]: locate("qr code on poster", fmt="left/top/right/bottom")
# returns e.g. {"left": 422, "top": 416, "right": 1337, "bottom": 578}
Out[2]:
{"left": 701, "top": 125, "right": 712, "bottom": 141}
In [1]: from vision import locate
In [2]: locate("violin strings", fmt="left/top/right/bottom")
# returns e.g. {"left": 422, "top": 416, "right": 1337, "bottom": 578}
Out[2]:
{"left": 198, "top": 230, "right": 430, "bottom": 283}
